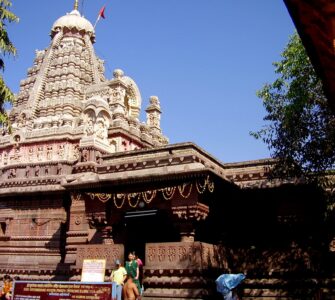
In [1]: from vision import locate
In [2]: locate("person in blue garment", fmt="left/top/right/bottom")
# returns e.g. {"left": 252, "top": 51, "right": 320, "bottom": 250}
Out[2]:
{"left": 216, "top": 273, "right": 245, "bottom": 299}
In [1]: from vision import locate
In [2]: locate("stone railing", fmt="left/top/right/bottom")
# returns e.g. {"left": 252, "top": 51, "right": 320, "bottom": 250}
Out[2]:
{"left": 75, "top": 244, "right": 124, "bottom": 271}
{"left": 145, "top": 242, "right": 221, "bottom": 270}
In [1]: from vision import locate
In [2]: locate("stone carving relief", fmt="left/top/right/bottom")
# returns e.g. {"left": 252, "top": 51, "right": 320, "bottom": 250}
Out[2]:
{"left": 82, "top": 101, "right": 111, "bottom": 145}
{"left": 56, "top": 163, "right": 62, "bottom": 175}
{"left": 95, "top": 151, "right": 102, "bottom": 165}
{"left": 81, "top": 149, "right": 89, "bottom": 162}
{"left": 172, "top": 204, "right": 209, "bottom": 221}
{"left": 3, "top": 152, "right": 8, "bottom": 165}
{"left": 111, "top": 86, "right": 125, "bottom": 104}
{"left": 84, "top": 115, "right": 95, "bottom": 137}
{"left": 47, "top": 145, "right": 53, "bottom": 160}
{"left": 35, "top": 166, "right": 40, "bottom": 177}
{"left": 148, "top": 113, "right": 159, "bottom": 127}
{"left": 94, "top": 117, "right": 108, "bottom": 142}
{"left": 16, "top": 112, "right": 27, "bottom": 129}
{"left": 57, "top": 144, "right": 66, "bottom": 160}
{"left": 12, "top": 145, "right": 21, "bottom": 162}
{"left": 72, "top": 145, "right": 80, "bottom": 161}
{"left": 25, "top": 166, "right": 30, "bottom": 178}
{"left": 0, "top": 141, "right": 82, "bottom": 170}
{"left": 8, "top": 169, "right": 16, "bottom": 179}
{"left": 75, "top": 244, "right": 124, "bottom": 269}
{"left": 83, "top": 107, "right": 96, "bottom": 135}
{"left": 37, "top": 146, "right": 44, "bottom": 161}
{"left": 145, "top": 242, "right": 219, "bottom": 270}
{"left": 28, "top": 147, "right": 34, "bottom": 161}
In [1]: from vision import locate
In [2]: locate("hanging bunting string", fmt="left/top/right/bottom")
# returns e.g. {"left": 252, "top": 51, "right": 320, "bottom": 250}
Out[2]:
{"left": 84, "top": 175, "right": 214, "bottom": 209}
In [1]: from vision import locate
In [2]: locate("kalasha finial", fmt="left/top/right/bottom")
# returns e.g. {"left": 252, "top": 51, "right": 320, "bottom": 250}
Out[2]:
{"left": 74, "top": 0, "right": 79, "bottom": 10}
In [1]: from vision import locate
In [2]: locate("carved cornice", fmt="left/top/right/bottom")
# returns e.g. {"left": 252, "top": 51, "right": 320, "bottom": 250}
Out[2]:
{"left": 0, "top": 248, "right": 59, "bottom": 253}
{"left": 9, "top": 236, "right": 64, "bottom": 241}
{"left": 0, "top": 178, "right": 60, "bottom": 187}
{"left": 223, "top": 158, "right": 301, "bottom": 188}
{"left": 0, "top": 141, "right": 306, "bottom": 193}
{"left": 0, "top": 183, "right": 66, "bottom": 196}
{"left": 66, "top": 231, "right": 88, "bottom": 237}
{"left": 172, "top": 203, "right": 209, "bottom": 221}
{"left": 59, "top": 143, "right": 228, "bottom": 189}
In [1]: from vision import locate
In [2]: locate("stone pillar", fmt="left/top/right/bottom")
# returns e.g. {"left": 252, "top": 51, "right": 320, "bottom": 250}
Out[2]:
{"left": 172, "top": 203, "right": 209, "bottom": 242}
{"left": 145, "top": 96, "right": 162, "bottom": 135}
{"left": 65, "top": 192, "right": 89, "bottom": 264}
{"left": 110, "top": 70, "right": 128, "bottom": 128}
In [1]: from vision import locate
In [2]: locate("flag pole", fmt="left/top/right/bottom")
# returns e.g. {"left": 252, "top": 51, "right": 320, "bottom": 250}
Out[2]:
{"left": 93, "top": 16, "right": 101, "bottom": 29}
{"left": 94, "top": 4, "right": 107, "bottom": 29}
{"left": 74, "top": 0, "right": 79, "bottom": 10}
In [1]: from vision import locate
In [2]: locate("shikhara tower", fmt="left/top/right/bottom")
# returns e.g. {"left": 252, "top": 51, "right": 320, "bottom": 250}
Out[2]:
{"left": 4, "top": 5, "right": 168, "bottom": 169}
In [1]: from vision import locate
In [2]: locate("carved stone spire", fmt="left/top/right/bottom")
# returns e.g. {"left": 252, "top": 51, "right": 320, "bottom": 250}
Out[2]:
{"left": 10, "top": 7, "right": 101, "bottom": 131}
{"left": 0, "top": 5, "right": 169, "bottom": 174}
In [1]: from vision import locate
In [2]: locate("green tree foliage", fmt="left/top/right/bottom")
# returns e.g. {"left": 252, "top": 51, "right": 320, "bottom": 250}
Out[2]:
{"left": 0, "top": 0, "right": 18, "bottom": 124}
{"left": 252, "top": 32, "right": 335, "bottom": 180}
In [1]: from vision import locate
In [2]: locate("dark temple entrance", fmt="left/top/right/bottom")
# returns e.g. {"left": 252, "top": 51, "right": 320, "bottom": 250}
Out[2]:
{"left": 122, "top": 209, "right": 179, "bottom": 264}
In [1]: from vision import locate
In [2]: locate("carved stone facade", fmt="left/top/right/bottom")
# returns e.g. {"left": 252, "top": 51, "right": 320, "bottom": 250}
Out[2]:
{"left": 0, "top": 3, "right": 333, "bottom": 300}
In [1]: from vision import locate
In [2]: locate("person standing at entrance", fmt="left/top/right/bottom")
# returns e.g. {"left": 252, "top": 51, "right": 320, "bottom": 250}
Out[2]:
{"left": 111, "top": 259, "right": 127, "bottom": 300}
{"left": 134, "top": 253, "right": 144, "bottom": 294}
{"left": 125, "top": 252, "right": 141, "bottom": 294}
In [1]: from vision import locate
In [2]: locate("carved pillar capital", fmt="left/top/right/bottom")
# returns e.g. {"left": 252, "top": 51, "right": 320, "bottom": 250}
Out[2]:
{"left": 88, "top": 213, "right": 114, "bottom": 244}
{"left": 171, "top": 203, "right": 209, "bottom": 221}
{"left": 70, "top": 192, "right": 85, "bottom": 206}
{"left": 172, "top": 203, "right": 209, "bottom": 242}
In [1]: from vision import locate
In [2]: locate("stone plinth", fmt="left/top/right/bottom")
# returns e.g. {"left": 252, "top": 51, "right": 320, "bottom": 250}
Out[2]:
{"left": 144, "top": 242, "right": 221, "bottom": 299}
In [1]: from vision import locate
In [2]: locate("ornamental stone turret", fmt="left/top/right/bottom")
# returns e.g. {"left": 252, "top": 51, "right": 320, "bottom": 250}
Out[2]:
{"left": 146, "top": 96, "right": 166, "bottom": 145}
{"left": 0, "top": 4, "right": 168, "bottom": 177}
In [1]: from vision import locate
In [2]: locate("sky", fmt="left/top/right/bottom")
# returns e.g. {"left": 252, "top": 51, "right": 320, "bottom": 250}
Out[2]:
{"left": 4, "top": 0, "right": 295, "bottom": 164}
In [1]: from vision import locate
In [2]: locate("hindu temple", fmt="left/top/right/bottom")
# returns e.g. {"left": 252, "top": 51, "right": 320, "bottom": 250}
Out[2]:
{"left": 0, "top": 2, "right": 333, "bottom": 299}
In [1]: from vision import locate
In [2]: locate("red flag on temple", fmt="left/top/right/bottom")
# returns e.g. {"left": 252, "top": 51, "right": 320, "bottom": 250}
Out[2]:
{"left": 94, "top": 5, "right": 107, "bottom": 28}
{"left": 98, "top": 6, "right": 106, "bottom": 19}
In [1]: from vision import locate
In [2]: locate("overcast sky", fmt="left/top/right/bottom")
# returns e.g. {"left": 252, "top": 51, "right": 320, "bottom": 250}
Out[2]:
{"left": 4, "top": 1, "right": 295, "bottom": 163}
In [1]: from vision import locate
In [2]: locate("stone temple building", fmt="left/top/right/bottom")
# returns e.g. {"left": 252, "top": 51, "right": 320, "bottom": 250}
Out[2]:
{"left": 0, "top": 2, "right": 333, "bottom": 299}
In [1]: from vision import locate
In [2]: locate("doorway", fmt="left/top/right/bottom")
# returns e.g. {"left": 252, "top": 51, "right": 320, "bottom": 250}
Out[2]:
{"left": 122, "top": 209, "right": 179, "bottom": 264}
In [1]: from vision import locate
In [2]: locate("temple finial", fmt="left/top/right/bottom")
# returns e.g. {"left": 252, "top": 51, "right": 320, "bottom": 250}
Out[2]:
{"left": 74, "top": 0, "right": 79, "bottom": 10}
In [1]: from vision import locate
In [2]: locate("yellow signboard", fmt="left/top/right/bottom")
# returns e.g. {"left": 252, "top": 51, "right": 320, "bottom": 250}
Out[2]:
{"left": 81, "top": 259, "right": 106, "bottom": 282}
